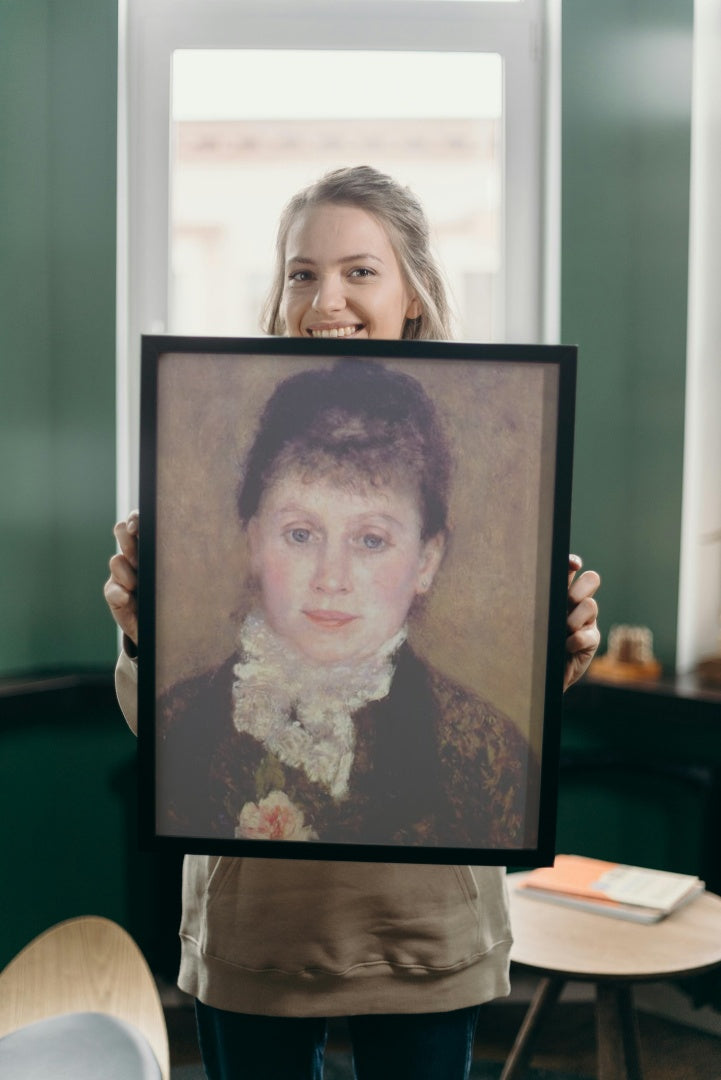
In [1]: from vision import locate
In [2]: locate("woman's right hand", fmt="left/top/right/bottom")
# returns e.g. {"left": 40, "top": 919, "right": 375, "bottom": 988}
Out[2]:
{"left": 103, "top": 509, "right": 139, "bottom": 646}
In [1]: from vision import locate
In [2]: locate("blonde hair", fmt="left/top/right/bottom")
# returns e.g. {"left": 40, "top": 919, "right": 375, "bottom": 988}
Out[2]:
{"left": 262, "top": 166, "right": 454, "bottom": 341}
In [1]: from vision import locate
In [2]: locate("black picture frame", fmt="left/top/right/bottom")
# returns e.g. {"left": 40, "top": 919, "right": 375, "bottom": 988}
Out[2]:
{"left": 138, "top": 335, "right": 576, "bottom": 866}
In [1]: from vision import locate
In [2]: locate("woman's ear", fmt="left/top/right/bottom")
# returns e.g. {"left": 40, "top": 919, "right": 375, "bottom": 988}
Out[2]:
{"left": 406, "top": 295, "right": 423, "bottom": 320}
{"left": 416, "top": 532, "right": 445, "bottom": 595}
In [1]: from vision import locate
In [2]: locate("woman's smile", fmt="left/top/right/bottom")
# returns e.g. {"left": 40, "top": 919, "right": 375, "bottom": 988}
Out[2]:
{"left": 306, "top": 323, "right": 364, "bottom": 339}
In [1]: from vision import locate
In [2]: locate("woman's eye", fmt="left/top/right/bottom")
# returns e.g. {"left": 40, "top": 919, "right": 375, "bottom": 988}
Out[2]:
{"left": 288, "top": 270, "right": 313, "bottom": 283}
{"left": 349, "top": 267, "right": 375, "bottom": 279}
{"left": 288, "top": 527, "right": 313, "bottom": 544}
{"left": 360, "top": 533, "right": 387, "bottom": 551}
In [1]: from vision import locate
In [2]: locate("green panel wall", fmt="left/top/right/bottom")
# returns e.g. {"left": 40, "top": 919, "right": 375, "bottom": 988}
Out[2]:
{"left": 562, "top": 0, "right": 693, "bottom": 669}
{"left": 558, "top": 683, "right": 721, "bottom": 884}
{"left": 1, "top": 2, "right": 54, "bottom": 670}
{"left": 0, "top": 682, "right": 184, "bottom": 974}
{"left": 0, "top": 0, "right": 127, "bottom": 972}
{"left": 0, "top": 0, "right": 118, "bottom": 675}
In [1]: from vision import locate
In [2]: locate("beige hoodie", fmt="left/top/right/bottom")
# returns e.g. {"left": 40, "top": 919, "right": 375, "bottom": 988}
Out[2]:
{"left": 116, "top": 651, "right": 512, "bottom": 1016}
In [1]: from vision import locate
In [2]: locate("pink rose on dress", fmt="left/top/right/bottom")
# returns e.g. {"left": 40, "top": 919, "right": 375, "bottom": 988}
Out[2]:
{"left": 235, "top": 790, "right": 318, "bottom": 841}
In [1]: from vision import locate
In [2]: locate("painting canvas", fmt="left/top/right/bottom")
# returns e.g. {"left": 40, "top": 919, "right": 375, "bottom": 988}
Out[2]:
{"left": 137, "top": 336, "right": 576, "bottom": 865}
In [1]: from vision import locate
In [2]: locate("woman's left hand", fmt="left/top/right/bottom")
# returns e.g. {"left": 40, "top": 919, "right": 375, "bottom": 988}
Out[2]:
{"left": 564, "top": 554, "right": 601, "bottom": 691}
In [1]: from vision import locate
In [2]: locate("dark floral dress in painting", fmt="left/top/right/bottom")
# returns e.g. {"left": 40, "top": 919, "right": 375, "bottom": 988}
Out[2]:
{"left": 156, "top": 643, "right": 537, "bottom": 851}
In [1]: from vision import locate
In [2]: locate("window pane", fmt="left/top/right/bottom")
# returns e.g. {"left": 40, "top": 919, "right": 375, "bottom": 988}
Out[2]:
{"left": 335, "top": 1, "right": 521, "bottom": 3}
{"left": 170, "top": 49, "right": 503, "bottom": 341}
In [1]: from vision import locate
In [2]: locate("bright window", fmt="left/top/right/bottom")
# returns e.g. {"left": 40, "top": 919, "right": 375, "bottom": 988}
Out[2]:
{"left": 118, "top": 0, "right": 557, "bottom": 509}
{"left": 170, "top": 49, "right": 503, "bottom": 341}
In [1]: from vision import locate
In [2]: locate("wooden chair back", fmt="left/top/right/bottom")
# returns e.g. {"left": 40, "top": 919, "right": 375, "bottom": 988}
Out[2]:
{"left": 0, "top": 916, "right": 169, "bottom": 1080}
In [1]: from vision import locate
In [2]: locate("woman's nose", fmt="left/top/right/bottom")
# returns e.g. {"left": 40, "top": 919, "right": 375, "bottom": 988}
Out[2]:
{"left": 311, "top": 541, "right": 352, "bottom": 594}
{"left": 312, "top": 274, "right": 345, "bottom": 315}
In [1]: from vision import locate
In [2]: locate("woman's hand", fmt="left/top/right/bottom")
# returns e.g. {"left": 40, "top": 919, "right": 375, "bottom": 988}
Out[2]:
{"left": 103, "top": 510, "right": 139, "bottom": 647}
{"left": 564, "top": 554, "right": 601, "bottom": 691}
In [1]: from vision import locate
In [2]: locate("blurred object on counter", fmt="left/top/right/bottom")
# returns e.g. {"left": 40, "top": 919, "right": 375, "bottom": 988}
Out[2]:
{"left": 591, "top": 624, "right": 662, "bottom": 683}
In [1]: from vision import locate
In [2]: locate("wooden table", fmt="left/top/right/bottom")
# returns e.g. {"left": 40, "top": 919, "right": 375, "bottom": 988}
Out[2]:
{"left": 502, "top": 873, "right": 721, "bottom": 1080}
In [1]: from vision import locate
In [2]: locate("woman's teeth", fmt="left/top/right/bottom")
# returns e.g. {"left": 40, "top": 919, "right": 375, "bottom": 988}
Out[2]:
{"left": 310, "top": 325, "right": 360, "bottom": 338}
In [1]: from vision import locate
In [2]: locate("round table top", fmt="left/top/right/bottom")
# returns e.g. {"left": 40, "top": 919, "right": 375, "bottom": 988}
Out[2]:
{"left": 508, "top": 871, "right": 721, "bottom": 981}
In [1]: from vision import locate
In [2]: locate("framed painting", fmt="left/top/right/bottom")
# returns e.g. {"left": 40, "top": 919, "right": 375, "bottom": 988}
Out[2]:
{"left": 137, "top": 335, "right": 576, "bottom": 865}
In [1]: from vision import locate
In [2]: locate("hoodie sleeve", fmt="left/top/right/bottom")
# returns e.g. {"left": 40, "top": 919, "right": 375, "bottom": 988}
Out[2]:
{"left": 115, "top": 646, "right": 139, "bottom": 736}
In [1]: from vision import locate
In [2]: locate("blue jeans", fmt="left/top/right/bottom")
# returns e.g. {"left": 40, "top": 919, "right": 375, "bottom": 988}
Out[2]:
{"left": 195, "top": 1000, "right": 481, "bottom": 1080}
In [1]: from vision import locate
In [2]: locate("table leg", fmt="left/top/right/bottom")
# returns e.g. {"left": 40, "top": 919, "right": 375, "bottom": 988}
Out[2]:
{"left": 499, "top": 976, "right": 565, "bottom": 1080}
{"left": 596, "top": 982, "right": 643, "bottom": 1080}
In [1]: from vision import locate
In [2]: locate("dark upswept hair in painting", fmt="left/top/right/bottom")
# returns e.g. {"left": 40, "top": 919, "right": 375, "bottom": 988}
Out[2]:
{"left": 237, "top": 359, "right": 452, "bottom": 540}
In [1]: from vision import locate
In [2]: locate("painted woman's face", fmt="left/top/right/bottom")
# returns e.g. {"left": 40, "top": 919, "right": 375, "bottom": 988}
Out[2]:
{"left": 281, "top": 203, "right": 421, "bottom": 340}
{"left": 247, "top": 472, "right": 444, "bottom": 664}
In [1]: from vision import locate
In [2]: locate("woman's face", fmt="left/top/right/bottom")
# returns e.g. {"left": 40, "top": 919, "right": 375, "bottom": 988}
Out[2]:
{"left": 247, "top": 471, "right": 444, "bottom": 664}
{"left": 281, "top": 203, "right": 421, "bottom": 340}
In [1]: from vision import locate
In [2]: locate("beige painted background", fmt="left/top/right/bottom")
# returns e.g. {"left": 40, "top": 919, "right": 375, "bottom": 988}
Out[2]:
{"left": 152, "top": 351, "right": 559, "bottom": 756}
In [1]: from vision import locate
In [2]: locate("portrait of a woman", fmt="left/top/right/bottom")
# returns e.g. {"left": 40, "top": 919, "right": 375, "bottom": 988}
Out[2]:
{"left": 155, "top": 356, "right": 536, "bottom": 850}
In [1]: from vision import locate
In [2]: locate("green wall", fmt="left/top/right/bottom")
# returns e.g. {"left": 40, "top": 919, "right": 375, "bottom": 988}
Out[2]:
{"left": 0, "top": 0, "right": 133, "bottom": 968}
{"left": 0, "top": 0, "right": 118, "bottom": 676}
{"left": 563, "top": 0, "right": 693, "bottom": 670}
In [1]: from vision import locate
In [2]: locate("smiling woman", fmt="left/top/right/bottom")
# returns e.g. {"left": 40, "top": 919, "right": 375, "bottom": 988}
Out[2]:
{"left": 263, "top": 166, "right": 452, "bottom": 341}
{"left": 108, "top": 143, "right": 595, "bottom": 1080}
{"left": 281, "top": 205, "right": 421, "bottom": 340}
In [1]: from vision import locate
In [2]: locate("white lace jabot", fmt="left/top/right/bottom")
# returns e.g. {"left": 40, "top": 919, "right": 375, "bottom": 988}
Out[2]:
{"left": 231, "top": 612, "right": 405, "bottom": 799}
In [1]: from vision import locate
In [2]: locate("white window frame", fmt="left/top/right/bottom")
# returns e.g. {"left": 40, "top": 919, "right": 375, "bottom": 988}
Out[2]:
{"left": 676, "top": 0, "right": 721, "bottom": 674}
{"left": 116, "top": 0, "right": 559, "bottom": 512}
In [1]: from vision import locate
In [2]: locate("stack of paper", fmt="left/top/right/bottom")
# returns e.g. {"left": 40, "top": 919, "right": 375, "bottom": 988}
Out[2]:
{"left": 516, "top": 854, "right": 705, "bottom": 923}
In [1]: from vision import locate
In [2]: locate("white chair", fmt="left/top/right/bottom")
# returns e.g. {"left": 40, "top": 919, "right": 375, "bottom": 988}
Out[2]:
{"left": 0, "top": 915, "right": 170, "bottom": 1079}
